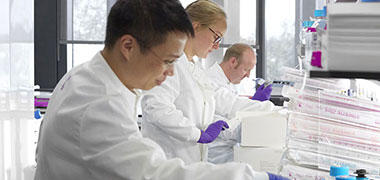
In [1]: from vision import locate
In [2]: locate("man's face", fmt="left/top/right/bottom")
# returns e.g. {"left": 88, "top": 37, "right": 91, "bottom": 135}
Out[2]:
{"left": 133, "top": 31, "right": 187, "bottom": 90}
{"left": 228, "top": 50, "right": 256, "bottom": 84}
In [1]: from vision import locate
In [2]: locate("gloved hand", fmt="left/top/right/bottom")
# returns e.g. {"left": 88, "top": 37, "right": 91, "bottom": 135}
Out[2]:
{"left": 251, "top": 84, "right": 272, "bottom": 101}
{"left": 267, "top": 172, "right": 290, "bottom": 180}
{"left": 197, "top": 120, "right": 229, "bottom": 144}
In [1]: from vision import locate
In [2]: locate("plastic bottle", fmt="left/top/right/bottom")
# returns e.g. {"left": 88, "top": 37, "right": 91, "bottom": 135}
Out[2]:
{"left": 314, "top": 0, "right": 327, "bottom": 30}
{"left": 329, "top": 166, "right": 350, "bottom": 180}
{"left": 309, "top": 0, "right": 328, "bottom": 69}
{"left": 34, "top": 109, "right": 42, "bottom": 119}
{"left": 335, "top": 176, "right": 356, "bottom": 180}
{"left": 315, "top": 0, "right": 327, "bottom": 17}
{"left": 299, "top": 21, "right": 314, "bottom": 70}
{"left": 354, "top": 169, "right": 369, "bottom": 180}
{"left": 305, "top": 27, "right": 322, "bottom": 68}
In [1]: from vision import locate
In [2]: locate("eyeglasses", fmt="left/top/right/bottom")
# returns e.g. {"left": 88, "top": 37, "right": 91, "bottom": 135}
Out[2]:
{"left": 208, "top": 27, "right": 222, "bottom": 45}
{"left": 149, "top": 48, "right": 177, "bottom": 68}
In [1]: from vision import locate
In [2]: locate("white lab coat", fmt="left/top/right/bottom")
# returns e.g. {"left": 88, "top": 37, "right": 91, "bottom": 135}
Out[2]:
{"left": 206, "top": 63, "right": 243, "bottom": 164}
{"left": 141, "top": 55, "right": 274, "bottom": 165}
{"left": 34, "top": 52, "right": 270, "bottom": 180}
{"left": 207, "top": 62, "right": 238, "bottom": 94}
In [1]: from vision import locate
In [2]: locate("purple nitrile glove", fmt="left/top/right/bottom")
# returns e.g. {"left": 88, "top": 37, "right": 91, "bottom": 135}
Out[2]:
{"left": 267, "top": 172, "right": 290, "bottom": 180}
{"left": 251, "top": 84, "right": 272, "bottom": 101}
{"left": 197, "top": 120, "right": 229, "bottom": 144}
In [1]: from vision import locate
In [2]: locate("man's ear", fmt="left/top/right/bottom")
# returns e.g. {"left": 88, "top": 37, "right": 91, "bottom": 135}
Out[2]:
{"left": 229, "top": 57, "right": 238, "bottom": 68}
{"left": 119, "top": 34, "right": 137, "bottom": 62}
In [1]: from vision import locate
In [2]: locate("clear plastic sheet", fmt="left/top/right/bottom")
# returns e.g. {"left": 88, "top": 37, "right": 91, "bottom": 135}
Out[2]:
{"left": 284, "top": 87, "right": 380, "bottom": 129}
{"left": 280, "top": 161, "right": 330, "bottom": 180}
{"left": 286, "top": 148, "right": 380, "bottom": 175}
{"left": 288, "top": 113, "right": 380, "bottom": 153}
{"left": 280, "top": 67, "right": 349, "bottom": 91}
{"left": 283, "top": 86, "right": 380, "bottom": 113}
{"left": 280, "top": 68, "right": 380, "bottom": 179}
{"left": 287, "top": 149, "right": 379, "bottom": 175}
{"left": 287, "top": 138, "right": 380, "bottom": 170}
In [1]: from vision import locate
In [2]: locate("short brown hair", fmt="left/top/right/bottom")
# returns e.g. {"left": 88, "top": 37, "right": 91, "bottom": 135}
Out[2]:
{"left": 223, "top": 43, "right": 254, "bottom": 65}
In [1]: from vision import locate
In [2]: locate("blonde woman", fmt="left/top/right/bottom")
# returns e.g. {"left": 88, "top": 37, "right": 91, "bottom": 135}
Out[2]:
{"left": 141, "top": 1, "right": 288, "bottom": 179}
{"left": 142, "top": 0, "right": 274, "bottom": 163}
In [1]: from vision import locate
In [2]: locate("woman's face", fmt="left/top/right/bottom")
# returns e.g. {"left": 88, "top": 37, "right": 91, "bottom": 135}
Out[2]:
{"left": 192, "top": 19, "right": 227, "bottom": 59}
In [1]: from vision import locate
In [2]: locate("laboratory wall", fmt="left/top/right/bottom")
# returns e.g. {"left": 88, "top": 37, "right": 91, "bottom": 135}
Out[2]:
{"left": 0, "top": 0, "right": 36, "bottom": 180}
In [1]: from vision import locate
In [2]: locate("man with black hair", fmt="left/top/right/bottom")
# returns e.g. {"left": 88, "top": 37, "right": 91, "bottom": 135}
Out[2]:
{"left": 34, "top": 0, "right": 288, "bottom": 179}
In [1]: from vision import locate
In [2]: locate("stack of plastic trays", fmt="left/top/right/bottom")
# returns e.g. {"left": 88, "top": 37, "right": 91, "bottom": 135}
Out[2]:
{"left": 326, "top": 2, "right": 380, "bottom": 72}
{"left": 279, "top": 68, "right": 380, "bottom": 179}
{"left": 280, "top": 67, "right": 347, "bottom": 91}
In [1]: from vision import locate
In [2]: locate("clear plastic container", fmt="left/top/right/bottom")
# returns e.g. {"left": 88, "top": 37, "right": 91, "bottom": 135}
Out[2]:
{"left": 316, "top": 0, "right": 327, "bottom": 11}
{"left": 280, "top": 68, "right": 347, "bottom": 91}
{"left": 304, "top": 28, "right": 317, "bottom": 69}
{"left": 287, "top": 149, "right": 380, "bottom": 175}
{"left": 282, "top": 86, "right": 380, "bottom": 112}
{"left": 315, "top": 0, "right": 327, "bottom": 17}
{"left": 299, "top": 21, "right": 315, "bottom": 70}
{"left": 288, "top": 112, "right": 380, "bottom": 153}
{"left": 287, "top": 95, "right": 380, "bottom": 129}
{"left": 280, "top": 162, "right": 330, "bottom": 180}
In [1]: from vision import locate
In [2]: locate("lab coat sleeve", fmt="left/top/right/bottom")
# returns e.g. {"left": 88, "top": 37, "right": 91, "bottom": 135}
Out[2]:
{"left": 141, "top": 75, "right": 201, "bottom": 143}
{"left": 214, "top": 87, "right": 274, "bottom": 130}
{"left": 80, "top": 95, "right": 269, "bottom": 180}
{"left": 213, "top": 114, "right": 241, "bottom": 141}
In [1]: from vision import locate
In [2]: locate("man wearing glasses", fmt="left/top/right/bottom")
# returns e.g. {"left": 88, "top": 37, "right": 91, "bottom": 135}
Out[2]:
{"left": 34, "top": 0, "right": 288, "bottom": 180}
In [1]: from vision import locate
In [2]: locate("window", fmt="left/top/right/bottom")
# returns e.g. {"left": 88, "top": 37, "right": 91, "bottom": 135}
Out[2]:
{"left": 205, "top": 0, "right": 257, "bottom": 67}
{"left": 71, "top": 0, "right": 106, "bottom": 41}
{"left": 35, "top": 0, "right": 298, "bottom": 90}
{"left": 66, "top": 44, "right": 105, "bottom": 69}
{"left": 265, "top": 0, "right": 296, "bottom": 81}
{"left": 189, "top": 0, "right": 257, "bottom": 95}
{"left": 65, "top": 0, "right": 107, "bottom": 70}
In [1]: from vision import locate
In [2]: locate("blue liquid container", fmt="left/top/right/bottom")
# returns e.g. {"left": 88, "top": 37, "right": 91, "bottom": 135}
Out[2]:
{"left": 335, "top": 176, "right": 356, "bottom": 180}
{"left": 330, "top": 166, "right": 349, "bottom": 177}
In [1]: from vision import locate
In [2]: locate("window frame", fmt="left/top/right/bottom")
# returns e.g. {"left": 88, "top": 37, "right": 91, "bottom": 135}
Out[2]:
{"left": 34, "top": 0, "right": 302, "bottom": 89}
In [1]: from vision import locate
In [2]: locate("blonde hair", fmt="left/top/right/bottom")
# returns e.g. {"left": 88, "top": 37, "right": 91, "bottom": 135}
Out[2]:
{"left": 185, "top": 0, "right": 226, "bottom": 27}
{"left": 223, "top": 43, "right": 254, "bottom": 64}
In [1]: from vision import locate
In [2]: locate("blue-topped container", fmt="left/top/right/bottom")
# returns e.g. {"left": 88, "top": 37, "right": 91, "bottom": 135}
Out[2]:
{"left": 335, "top": 176, "right": 356, "bottom": 180}
{"left": 330, "top": 166, "right": 350, "bottom": 177}
{"left": 314, "top": 9, "right": 327, "bottom": 17}
{"left": 303, "top": 21, "right": 315, "bottom": 28}
{"left": 34, "top": 109, "right": 42, "bottom": 119}
{"left": 315, "top": 0, "right": 327, "bottom": 17}
{"left": 354, "top": 169, "right": 369, "bottom": 180}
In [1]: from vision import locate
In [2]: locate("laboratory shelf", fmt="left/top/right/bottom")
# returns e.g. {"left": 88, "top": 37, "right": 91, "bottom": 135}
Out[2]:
{"left": 309, "top": 71, "right": 380, "bottom": 81}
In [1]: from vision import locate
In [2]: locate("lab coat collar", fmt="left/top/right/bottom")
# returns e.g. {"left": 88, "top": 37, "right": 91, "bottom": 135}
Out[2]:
{"left": 178, "top": 54, "right": 196, "bottom": 73}
{"left": 93, "top": 51, "right": 136, "bottom": 99}
{"left": 211, "top": 62, "right": 231, "bottom": 86}
{"left": 179, "top": 54, "right": 214, "bottom": 90}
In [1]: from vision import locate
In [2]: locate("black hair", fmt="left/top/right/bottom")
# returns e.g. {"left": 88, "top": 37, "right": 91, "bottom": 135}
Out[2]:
{"left": 104, "top": 0, "right": 194, "bottom": 53}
